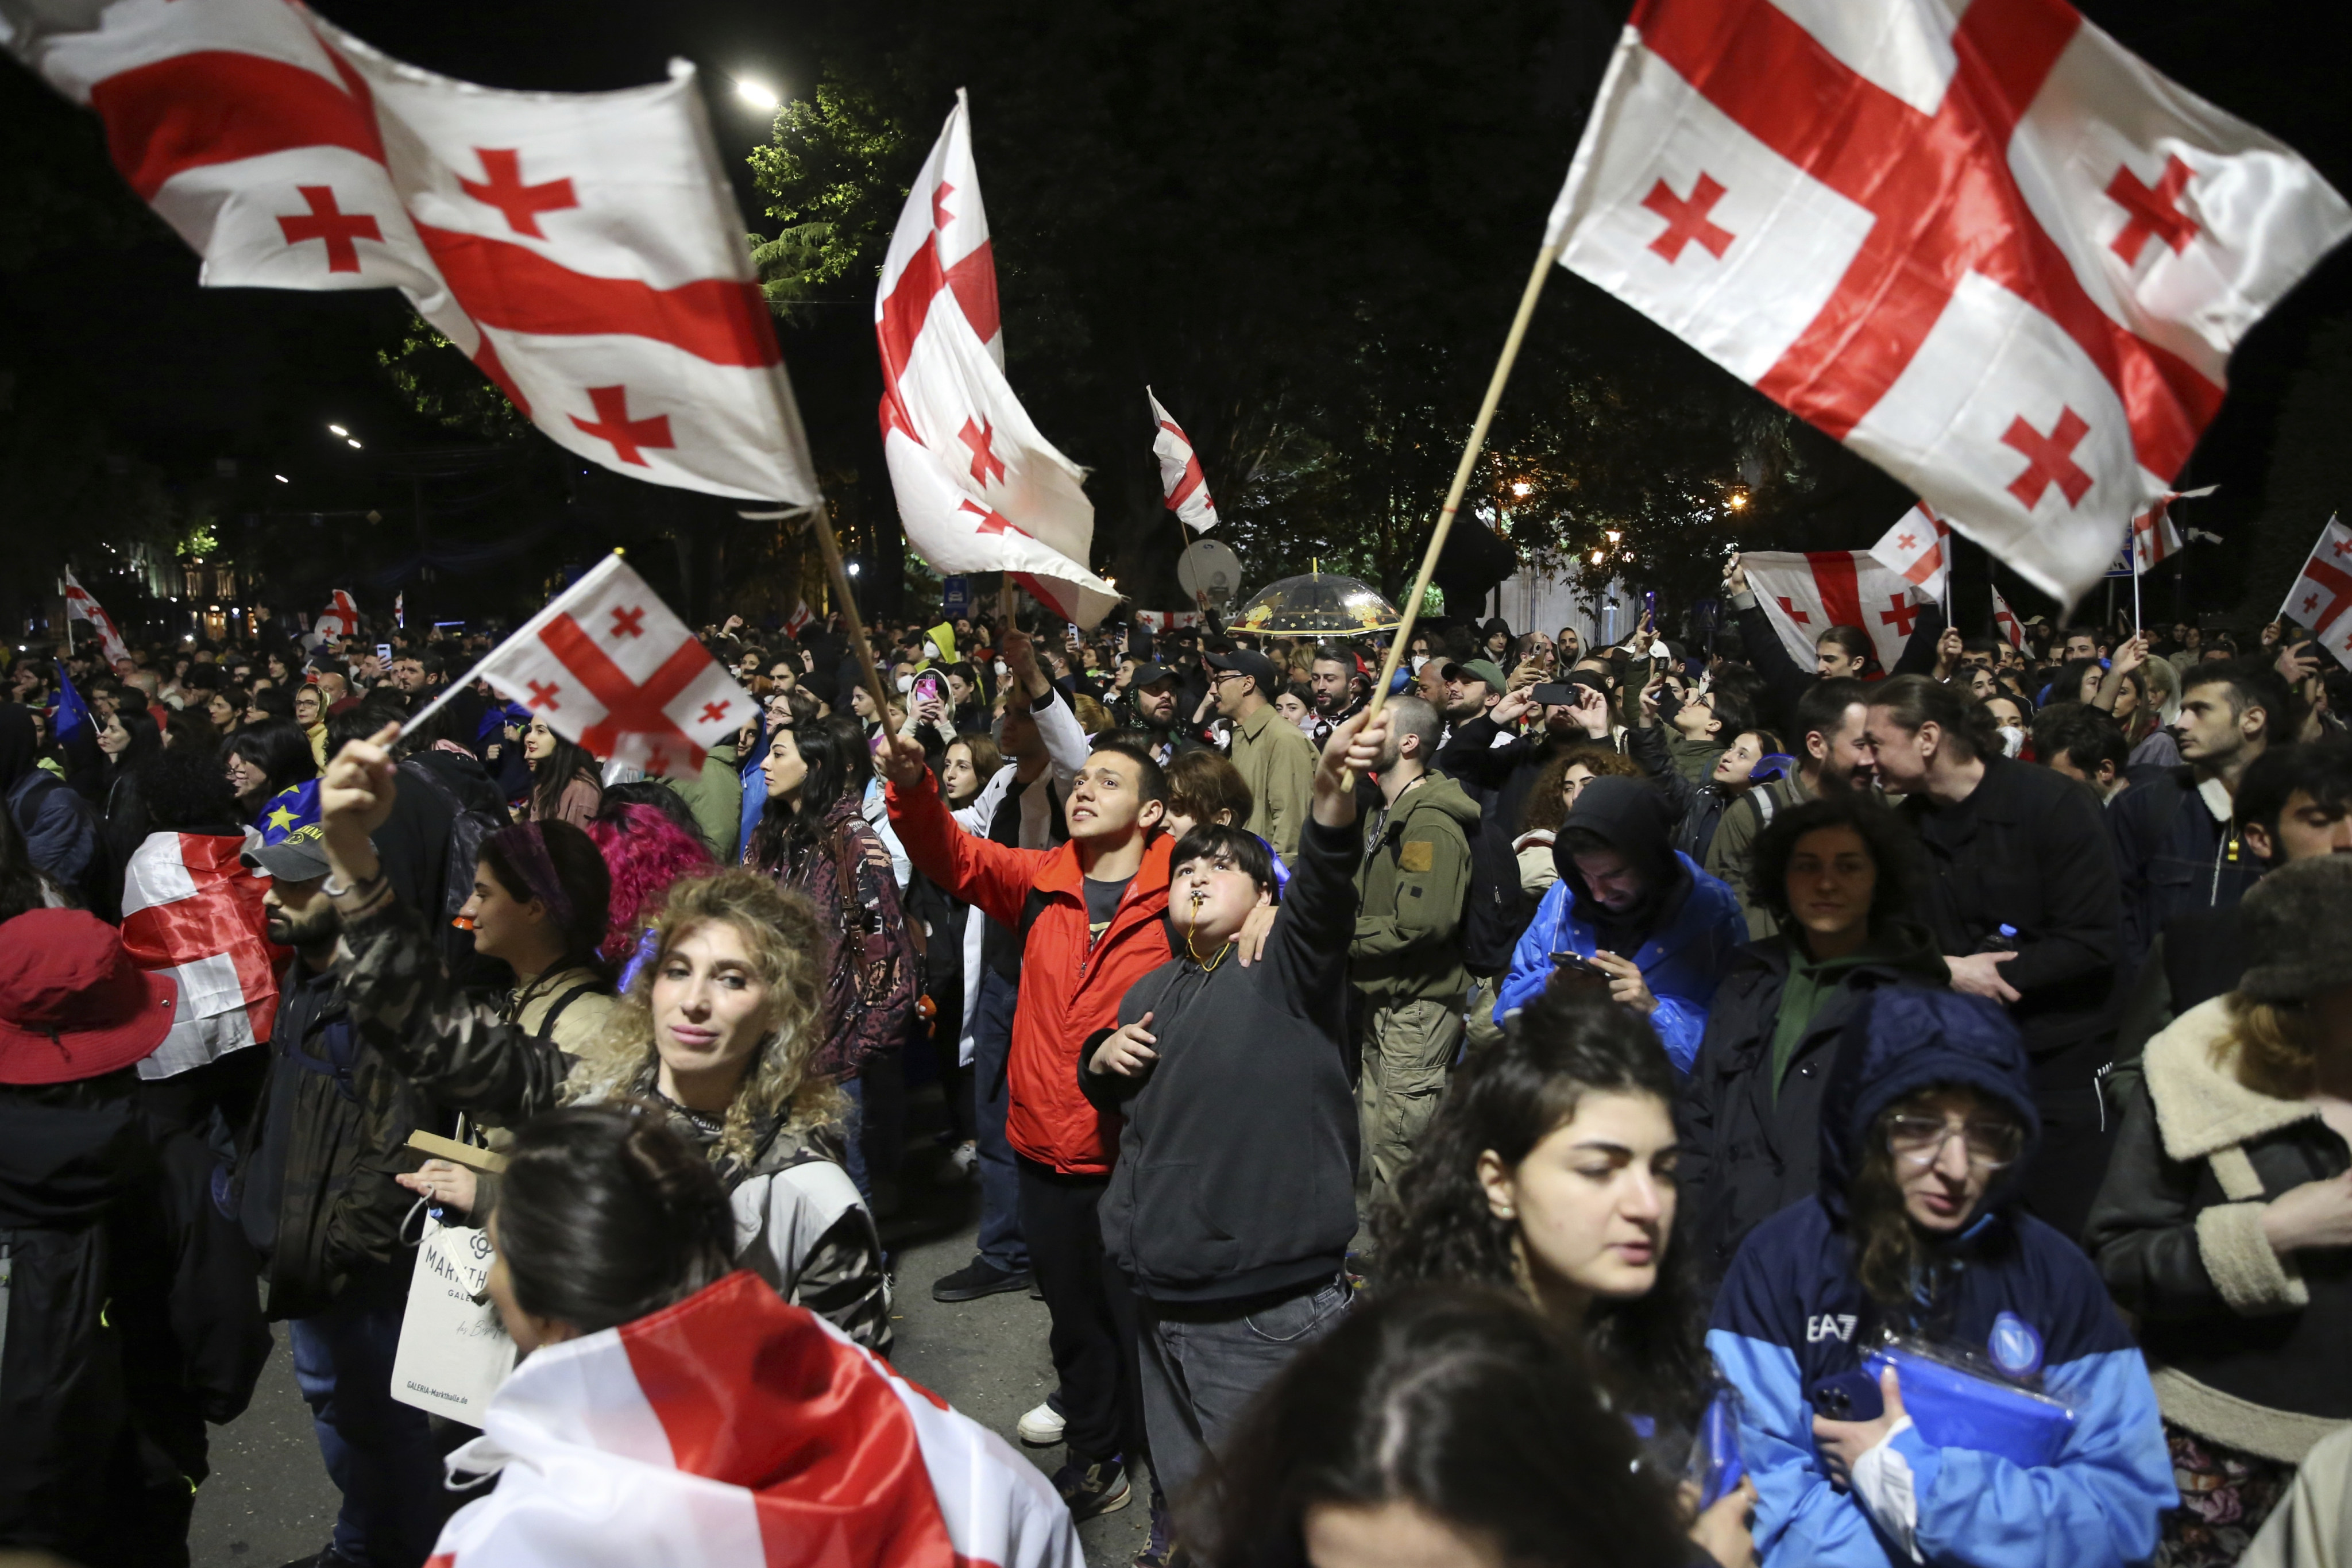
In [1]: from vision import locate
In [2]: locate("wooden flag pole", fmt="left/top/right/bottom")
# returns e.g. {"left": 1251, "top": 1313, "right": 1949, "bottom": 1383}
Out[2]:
{"left": 808, "top": 506, "right": 894, "bottom": 725}
{"left": 1345, "top": 241, "right": 1562, "bottom": 780}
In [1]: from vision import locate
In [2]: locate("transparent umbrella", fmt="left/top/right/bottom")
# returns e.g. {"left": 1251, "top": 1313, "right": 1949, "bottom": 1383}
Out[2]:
{"left": 1230, "top": 566, "right": 1401, "bottom": 636}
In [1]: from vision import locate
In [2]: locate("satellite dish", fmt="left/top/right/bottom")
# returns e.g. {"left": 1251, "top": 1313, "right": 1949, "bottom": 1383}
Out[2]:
{"left": 1176, "top": 538, "right": 1245, "bottom": 607}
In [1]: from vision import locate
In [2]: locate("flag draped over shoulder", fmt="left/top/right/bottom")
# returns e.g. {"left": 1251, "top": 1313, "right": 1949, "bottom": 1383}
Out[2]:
{"left": 3, "top": 0, "right": 817, "bottom": 505}
{"left": 426, "top": 1270, "right": 1082, "bottom": 1568}
{"left": 874, "top": 91, "right": 1118, "bottom": 629}
{"left": 1546, "top": 0, "right": 2351, "bottom": 605}
{"left": 120, "top": 833, "right": 283, "bottom": 1081}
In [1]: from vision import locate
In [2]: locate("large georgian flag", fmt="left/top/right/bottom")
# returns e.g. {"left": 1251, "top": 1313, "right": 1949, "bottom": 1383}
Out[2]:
{"left": 2278, "top": 514, "right": 2352, "bottom": 671}
{"left": 3, "top": 0, "right": 817, "bottom": 505}
{"left": 476, "top": 555, "right": 750, "bottom": 778}
{"left": 62, "top": 568, "right": 132, "bottom": 667}
{"left": 121, "top": 832, "right": 283, "bottom": 1081}
{"left": 425, "top": 1272, "right": 1082, "bottom": 1568}
{"left": 1147, "top": 388, "right": 1220, "bottom": 532}
{"left": 875, "top": 92, "right": 1118, "bottom": 628}
{"left": 1740, "top": 550, "right": 1928, "bottom": 672}
{"left": 1547, "top": 0, "right": 2352, "bottom": 605}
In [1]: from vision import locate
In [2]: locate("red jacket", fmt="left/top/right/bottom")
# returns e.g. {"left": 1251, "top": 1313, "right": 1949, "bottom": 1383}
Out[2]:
{"left": 887, "top": 772, "right": 1172, "bottom": 1175}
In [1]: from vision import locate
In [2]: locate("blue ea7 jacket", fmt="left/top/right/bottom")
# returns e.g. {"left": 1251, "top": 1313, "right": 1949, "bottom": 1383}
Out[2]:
{"left": 1493, "top": 851, "right": 1746, "bottom": 1071}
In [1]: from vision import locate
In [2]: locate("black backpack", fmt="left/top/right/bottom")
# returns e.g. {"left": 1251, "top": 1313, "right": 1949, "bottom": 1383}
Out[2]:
{"left": 398, "top": 757, "right": 507, "bottom": 964}
{"left": 0, "top": 1222, "right": 129, "bottom": 1549}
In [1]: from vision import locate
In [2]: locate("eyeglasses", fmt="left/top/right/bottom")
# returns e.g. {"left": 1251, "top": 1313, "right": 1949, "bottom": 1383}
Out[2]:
{"left": 1886, "top": 1114, "right": 2024, "bottom": 1169}
{"left": 1210, "top": 671, "right": 1247, "bottom": 686}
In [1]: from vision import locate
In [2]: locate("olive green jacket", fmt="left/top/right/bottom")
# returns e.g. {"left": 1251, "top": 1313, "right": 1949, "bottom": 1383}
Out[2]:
{"left": 1349, "top": 772, "right": 1480, "bottom": 1004}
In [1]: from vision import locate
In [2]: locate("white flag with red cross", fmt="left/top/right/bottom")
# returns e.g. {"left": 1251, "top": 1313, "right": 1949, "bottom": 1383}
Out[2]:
{"left": 1146, "top": 388, "right": 1219, "bottom": 532}
{"left": 3, "top": 0, "right": 817, "bottom": 507}
{"left": 62, "top": 568, "right": 132, "bottom": 667}
{"left": 315, "top": 588, "right": 361, "bottom": 640}
{"left": 1547, "top": 0, "right": 2352, "bottom": 607}
{"left": 1868, "top": 502, "right": 1952, "bottom": 601}
{"left": 1740, "top": 550, "right": 1929, "bottom": 673}
{"left": 1992, "top": 585, "right": 2028, "bottom": 651}
{"left": 474, "top": 555, "right": 748, "bottom": 778}
{"left": 874, "top": 92, "right": 1117, "bottom": 629}
{"left": 2279, "top": 514, "right": 2352, "bottom": 672}
{"left": 2128, "top": 484, "right": 2215, "bottom": 573}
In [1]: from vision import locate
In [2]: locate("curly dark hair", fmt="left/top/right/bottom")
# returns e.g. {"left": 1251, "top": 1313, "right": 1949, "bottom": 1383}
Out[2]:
{"left": 1374, "top": 976, "right": 1710, "bottom": 1428}
{"left": 1748, "top": 792, "right": 1922, "bottom": 932}
{"left": 1521, "top": 745, "right": 1640, "bottom": 833}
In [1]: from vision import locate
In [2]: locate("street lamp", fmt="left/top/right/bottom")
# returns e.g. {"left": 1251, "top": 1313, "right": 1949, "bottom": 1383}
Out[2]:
{"left": 1510, "top": 481, "right": 1532, "bottom": 498}
{"left": 328, "top": 424, "right": 348, "bottom": 437}
{"left": 735, "top": 78, "right": 781, "bottom": 110}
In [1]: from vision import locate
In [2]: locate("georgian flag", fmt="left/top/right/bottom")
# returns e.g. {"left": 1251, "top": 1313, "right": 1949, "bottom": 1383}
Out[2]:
{"left": 1546, "top": 0, "right": 2351, "bottom": 607}
{"left": 3, "top": 0, "right": 817, "bottom": 506}
{"left": 874, "top": 93, "right": 1117, "bottom": 629}
{"left": 2278, "top": 514, "right": 2352, "bottom": 671}
{"left": 425, "top": 1271, "right": 1082, "bottom": 1568}
{"left": 1147, "top": 387, "right": 1219, "bottom": 532}
{"left": 62, "top": 567, "right": 132, "bottom": 666}
{"left": 1740, "top": 550, "right": 1929, "bottom": 673}
{"left": 2127, "top": 484, "right": 2214, "bottom": 573}
{"left": 473, "top": 554, "right": 749, "bottom": 778}
{"left": 1992, "top": 585, "right": 2028, "bottom": 651}
{"left": 121, "top": 832, "right": 283, "bottom": 1082}
{"left": 1868, "top": 502, "right": 1952, "bottom": 601}
{"left": 315, "top": 588, "right": 361, "bottom": 640}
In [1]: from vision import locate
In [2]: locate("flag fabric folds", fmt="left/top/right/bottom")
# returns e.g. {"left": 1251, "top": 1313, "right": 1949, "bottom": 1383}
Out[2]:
{"left": 874, "top": 92, "right": 1117, "bottom": 629}
{"left": 2129, "top": 485, "right": 2214, "bottom": 573}
{"left": 424, "top": 1270, "right": 1082, "bottom": 1568}
{"left": 315, "top": 588, "right": 361, "bottom": 640}
{"left": 2279, "top": 514, "right": 2352, "bottom": 671}
{"left": 1868, "top": 503, "right": 1953, "bottom": 601}
{"left": 1738, "top": 550, "right": 1930, "bottom": 673}
{"left": 469, "top": 554, "right": 749, "bottom": 778}
{"left": 3, "top": 0, "right": 817, "bottom": 505}
{"left": 119, "top": 832, "right": 282, "bottom": 1082}
{"left": 62, "top": 568, "right": 132, "bottom": 666}
{"left": 49, "top": 662, "right": 96, "bottom": 749}
{"left": 1992, "top": 586, "right": 2029, "bottom": 652}
{"left": 1546, "top": 0, "right": 2352, "bottom": 605}
{"left": 1146, "top": 388, "right": 1219, "bottom": 532}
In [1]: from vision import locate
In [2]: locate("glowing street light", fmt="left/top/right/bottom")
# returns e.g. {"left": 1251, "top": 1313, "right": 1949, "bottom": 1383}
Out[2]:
{"left": 346, "top": 438, "right": 362, "bottom": 449}
{"left": 735, "top": 78, "right": 781, "bottom": 110}
{"left": 1726, "top": 489, "right": 1749, "bottom": 511}
{"left": 1509, "top": 481, "right": 1532, "bottom": 498}
{"left": 274, "top": 474, "right": 289, "bottom": 483}
{"left": 1605, "top": 530, "right": 1621, "bottom": 544}
{"left": 327, "top": 423, "right": 349, "bottom": 437}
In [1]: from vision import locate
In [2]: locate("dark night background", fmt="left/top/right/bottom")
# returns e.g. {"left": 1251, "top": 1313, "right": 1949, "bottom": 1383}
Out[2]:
{"left": 3, "top": 0, "right": 2349, "bottom": 644}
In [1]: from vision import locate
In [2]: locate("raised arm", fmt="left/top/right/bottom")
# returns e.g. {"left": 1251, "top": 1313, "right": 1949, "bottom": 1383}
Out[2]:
{"left": 879, "top": 732, "right": 1045, "bottom": 932}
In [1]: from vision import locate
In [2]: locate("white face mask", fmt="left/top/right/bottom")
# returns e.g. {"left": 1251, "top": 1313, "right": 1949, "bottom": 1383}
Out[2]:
{"left": 994, "top": 661, "right": 1009, "bottom": 678}
{"left": 923, "top": 642, "right": 940, "bottom": 660}
{"left": 1998, "top": 724, "right": 2026, "bottom": 758}
{"left": 1410, "top": 655, "right": 1428, "bottom": 673}
{"left": 895, "top": 674, "right": 914, "bottom": 693}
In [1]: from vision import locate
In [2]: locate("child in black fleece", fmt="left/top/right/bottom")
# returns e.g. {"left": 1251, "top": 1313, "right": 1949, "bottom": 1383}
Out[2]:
{"left": 1080, "top": 708, "right": 1387, "bottom": 1512}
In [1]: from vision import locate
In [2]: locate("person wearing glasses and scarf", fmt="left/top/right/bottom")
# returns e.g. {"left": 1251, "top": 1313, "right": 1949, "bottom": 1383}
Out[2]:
{"left": 1708, "top": 987, "right": 2172, "bottom": 1568}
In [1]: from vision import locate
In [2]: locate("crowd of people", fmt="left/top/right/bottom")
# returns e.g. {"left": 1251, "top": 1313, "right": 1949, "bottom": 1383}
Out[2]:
{"left": 2, "top": 554, "right": 2350, "bottom": 1568}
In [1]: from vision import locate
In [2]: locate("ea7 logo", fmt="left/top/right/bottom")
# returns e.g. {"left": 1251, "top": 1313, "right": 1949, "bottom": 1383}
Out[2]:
{"left": 1807, "top": 1314, "right": 1859, "bottom": 1343}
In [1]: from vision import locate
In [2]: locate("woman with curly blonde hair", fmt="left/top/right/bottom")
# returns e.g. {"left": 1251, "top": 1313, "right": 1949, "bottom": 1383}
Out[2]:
{"left": 316, "top": 726, "right": 890, "bottom": 1349}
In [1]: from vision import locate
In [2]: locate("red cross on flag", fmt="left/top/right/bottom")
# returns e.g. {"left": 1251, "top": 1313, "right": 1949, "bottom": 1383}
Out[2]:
{"left": 1992, "top": 586, "right": 2029, "bottom": 652}
{"left": 62, "top": 568, "right": 132, "bottom": 667}
{"left": 1868, "top": 503, "right": 1953, "bottom": 601}
{"left": 874, "top": 92, "right": 1117, "bottom": 629}
{"left": 1740, "top": 551, "right": 1928, "bottom": 673}
{"left": 2279, "top": 514, "right": 2352, "bottom": 672}
{"left": 1146, "top": 388, "right": 1219, "bottom": 533}
{"left": 314, "top": 588, "right": 361, "bottom": 640}
{"left": 1546, "top": 0, "right": 2352, "bottom": 607}
{"left": 2127, "top": 484, "right": 2215, "bottom": 573}
{"left": 4, "top": 0, "right": 817, "bottom": 507}
{"left": 472, "top": 555, "right": 748, "bottom": 778}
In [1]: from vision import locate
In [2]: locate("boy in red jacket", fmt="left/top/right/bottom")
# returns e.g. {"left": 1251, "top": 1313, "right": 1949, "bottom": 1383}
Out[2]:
{"left": 882, "top": 728, "right": 1173, "bottom": 1519}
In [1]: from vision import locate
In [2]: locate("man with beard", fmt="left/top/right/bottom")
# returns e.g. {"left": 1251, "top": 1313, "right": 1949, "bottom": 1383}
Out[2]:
{"left": 1306, "top": 644, "right": 1365, "bottom": 746}
{"left": 1122, "top": 661, "right": 1205, "bottom": 768}
{"left": 237, "top": 816, "right": 448, "bottom": 1568}
{"left": 1705, "top": 676, "right": 1877, "bottom": 938}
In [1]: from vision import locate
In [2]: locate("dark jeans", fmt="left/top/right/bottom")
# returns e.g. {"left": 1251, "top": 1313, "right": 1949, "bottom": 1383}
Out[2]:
{"left": 839, "top": 1045, "right": 906, "bottom": 1205}
{"left": 288, "top": 1261, "right": 447, "bottom": 1568}
{"left": 1137, "top": 1277, "right": 1351, "bottom": 1503}
{"left": 972, "top": 968, "right": 1028, "bottom": 1273}
{"left": 1018, "top": 1157, "right": 1144, "bottom": 1464}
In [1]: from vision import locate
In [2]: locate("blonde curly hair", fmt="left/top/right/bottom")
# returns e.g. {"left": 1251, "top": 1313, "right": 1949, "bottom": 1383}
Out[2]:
{"left": 562, "top": 868, "right": 844, "bottom": 1168}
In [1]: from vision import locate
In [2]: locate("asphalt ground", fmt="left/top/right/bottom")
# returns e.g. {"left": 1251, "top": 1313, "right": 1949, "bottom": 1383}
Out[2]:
{"left": 188, "top": 1087, "right": 1153, "bottom": 1567}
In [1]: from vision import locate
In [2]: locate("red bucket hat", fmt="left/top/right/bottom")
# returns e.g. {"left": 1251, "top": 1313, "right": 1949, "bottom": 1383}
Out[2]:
{"left": 0, "top": 908, "right": 177, "bottom": 1086}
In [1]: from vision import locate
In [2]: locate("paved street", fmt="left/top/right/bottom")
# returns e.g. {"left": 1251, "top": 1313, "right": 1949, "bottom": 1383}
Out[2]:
{"left": 188, "top": 1115, "right": 1152, "bottom": 1567}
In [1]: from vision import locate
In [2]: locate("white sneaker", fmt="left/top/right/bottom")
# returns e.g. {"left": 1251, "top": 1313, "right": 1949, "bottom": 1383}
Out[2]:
{"left": 1017, "top": 1400, "right": 1066, "bottom": 1446}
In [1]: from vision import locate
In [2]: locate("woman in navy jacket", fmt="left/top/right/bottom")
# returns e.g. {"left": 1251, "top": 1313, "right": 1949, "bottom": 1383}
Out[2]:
{"left": 1708, "top": 988, "right": 2172, "bottom": 1567}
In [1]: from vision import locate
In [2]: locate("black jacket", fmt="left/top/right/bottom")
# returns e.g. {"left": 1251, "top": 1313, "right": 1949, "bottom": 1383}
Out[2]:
{"left": 1432, "top": 714, "right": 1584, "bottom": 975}
{"left": 1675, "top": 927, "right": 1947, "bottom": 1289}
{"left": 1895, "top": 755, "right": 2123, "bottom": 1082}
{"left": 2105, "top": 766, "right": 2264, "bottom": 965}
{"left": 1083, "top": 816, "right": 1360, "bottom": 1303}
{"left": 2086, "top": 997, "right": 2352, "bottom": 1459}
{"left": 1626, "top": 723, "right": 1736, "bottom": 864}
{"left": 2110, "top": 902, "right": 2249, "bottom": 1066}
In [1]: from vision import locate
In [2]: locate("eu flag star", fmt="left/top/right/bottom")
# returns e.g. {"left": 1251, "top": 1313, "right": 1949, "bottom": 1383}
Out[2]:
{"left": 268, "top": 805, "right": 298, "bottom": 832}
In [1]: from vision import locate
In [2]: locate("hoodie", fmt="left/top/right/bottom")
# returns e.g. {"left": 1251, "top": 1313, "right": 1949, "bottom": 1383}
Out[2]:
{"left": 1493, "top": 776, "right": 1747, "bottom": 1071}
{"left": 1705, "top": 991, "right": 2173, "bottom": 1568}
{"left": 1350, "top": 770, "right": 1480, "bottom": 1005}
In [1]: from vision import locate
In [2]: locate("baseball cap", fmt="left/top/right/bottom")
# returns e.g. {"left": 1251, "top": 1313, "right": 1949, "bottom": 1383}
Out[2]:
{"left": 1207, "top": 648, "right": 1281, "bottom": 694}
{"left": 1127, "top": 661, "right": 1185, "bottom": 690}
{"left": 1442, "top": 658, "right": 1508, "bottom": 691}
{"left": 0, "top": 909, "right": 177, "bottom": 1085}
{"left": 242, "top": 820, "right": 331, "bottom": 882}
